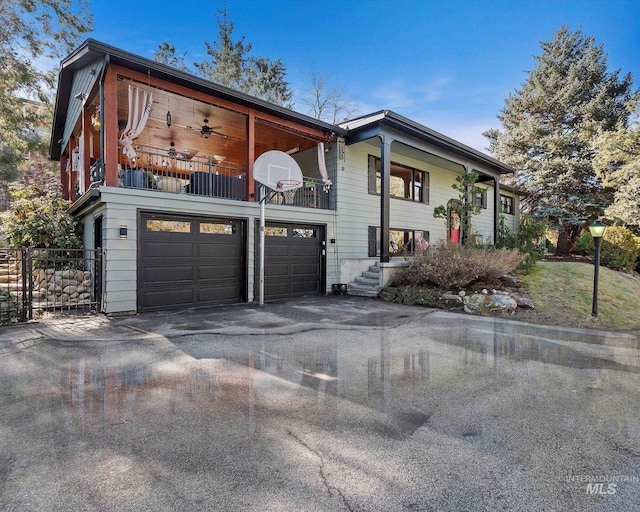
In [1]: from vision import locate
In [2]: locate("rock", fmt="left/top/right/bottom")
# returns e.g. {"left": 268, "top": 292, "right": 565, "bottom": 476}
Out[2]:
{"left": 513, "top": 296, "right": 535, "bottom": 309}
{"left": 481, "top": 289, "right": 489, "bottom": 295}
{"left": 82, "top": 279, "right": 92, "bottom": 288}
{"left": 441, "top": 294, "right": 464, "bottom": 308}
{"left": 487, "top": 295, "right": 518, "bottom": 312}
{"left": 492, "top": 290, "right": 510, "bottom": 296}
{"left": 62, "top": 285, "right": 77, "bottom": 295}
{"left": 458, "top": 290, "right": 466, "bottom": 297}
{"left": 464, "top": 294, "right": 489, "bottom": 313}
{"left": 500, "top": 275, "right": 523, "bottom": 288}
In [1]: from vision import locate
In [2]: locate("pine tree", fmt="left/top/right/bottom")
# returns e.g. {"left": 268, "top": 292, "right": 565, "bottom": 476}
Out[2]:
{"left": 193, "top": 4, "right": 293, "bottom": 107}
{"left": 484, "top": 26, "right": 637, "bottom": 253}
{"left": 153, "top": 41, "right": 190, "bottom": 72}
{"left": 0, "top": 0, "right": 93, "bottom": 182}
{"left": 593, "top": 101, "right": 640, "bottom": 229}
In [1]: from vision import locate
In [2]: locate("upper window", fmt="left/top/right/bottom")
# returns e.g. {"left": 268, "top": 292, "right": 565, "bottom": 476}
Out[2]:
{"left": 500, "top": 194, "right": 514, "bottom": 215}
{"left": 368, "top": 156, "right": 429, "bottom": 204}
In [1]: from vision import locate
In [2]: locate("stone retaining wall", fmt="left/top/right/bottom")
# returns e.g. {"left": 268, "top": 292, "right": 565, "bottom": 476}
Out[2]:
{"left": 32, "top": 268, "right": 94, "bottom": 306}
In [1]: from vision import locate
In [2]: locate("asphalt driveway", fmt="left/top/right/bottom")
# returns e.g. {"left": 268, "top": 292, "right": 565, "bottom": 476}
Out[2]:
{"left": 1, "top": 296, "right": 639, "bottom": 511}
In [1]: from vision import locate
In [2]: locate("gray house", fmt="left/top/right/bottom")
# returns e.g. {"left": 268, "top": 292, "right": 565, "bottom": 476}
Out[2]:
{"left": 50, "top": 39, "right": 516, "bottom": 314}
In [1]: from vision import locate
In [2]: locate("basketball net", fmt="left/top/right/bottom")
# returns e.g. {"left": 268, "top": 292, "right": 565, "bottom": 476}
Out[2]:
{"left": 276, "top": 179, "right": 300, "bottom": 205}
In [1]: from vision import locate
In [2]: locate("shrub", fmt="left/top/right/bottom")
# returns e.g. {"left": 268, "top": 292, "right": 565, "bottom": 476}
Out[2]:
{"left": 574, "top": 226, "right": 639, "bottom": 272}
{"left": 496, "top": 213, "right": 547, "bottom": 273}
{"left": 397, "top": 243, "right": 523, "bottom": 289}
{"left": 0, "top": 192, "right": 83, "bottom": 249}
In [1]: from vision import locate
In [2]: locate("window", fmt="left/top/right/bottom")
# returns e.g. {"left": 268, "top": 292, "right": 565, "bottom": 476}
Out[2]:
{"left": 368, "top": 227, "right": 430, "bottom": 257}
{"left": 265, "top": 227, "right": 288, "bottom": 237}
{"left": 293, "top": 228, "right": 317, "bottom": 238}
{"left": 200, "top": 222, "right": 236, "bottom": 235}
{"left": 368, "top": 156, "right": 429, "bottom": 203}
{"left": 473, "top": 188, "right": 487, "bottom": 209}
{"left": 146, "top": 219, "right": 191, "bottom": 233}
{"left": 500, "top": 194, "right": 514, "bottom": 214}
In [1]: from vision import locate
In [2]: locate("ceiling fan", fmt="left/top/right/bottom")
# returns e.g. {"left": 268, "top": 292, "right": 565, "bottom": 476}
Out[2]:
{"left": 197, "top": 118, "right": 228, "bottom": 140}
{"left": 167, "top": 141, "right": 198, "bottom": 160}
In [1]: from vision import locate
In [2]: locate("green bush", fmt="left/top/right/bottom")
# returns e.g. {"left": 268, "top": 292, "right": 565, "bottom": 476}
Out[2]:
{"left": 0, "top": 192, "right": 83, "bottom": 249}
{"left": 574, "top": 226, "right": 639, "bottom": 272}
{"left": 397, "top": 242, "right": 523, "bottom": 289}
{"left": 496, "top": 213, "right": 547, "bottom": 273}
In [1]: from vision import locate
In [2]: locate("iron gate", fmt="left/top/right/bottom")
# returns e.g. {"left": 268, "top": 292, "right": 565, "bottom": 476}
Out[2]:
{"left": 0, "top": 248, "right": 101, "bottom": 324}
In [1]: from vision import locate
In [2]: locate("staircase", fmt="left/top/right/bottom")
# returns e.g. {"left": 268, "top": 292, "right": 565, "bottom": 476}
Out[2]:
{"left": 347, "top": 264, "right": 381, "bottom": 297}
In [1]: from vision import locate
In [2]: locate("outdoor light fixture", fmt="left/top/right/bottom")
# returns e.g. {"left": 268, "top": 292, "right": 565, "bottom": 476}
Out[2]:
{"left": 166, "top": 110, "right": 172, "bottom": 127}
{"left": 119, "top": 225, "right": 128, "bottom": 239}
{"left": 91, "top": 106, "right": 101, "bottom": 130}
{"left": 588, "top": 220, "right": 607, "bottom": 317}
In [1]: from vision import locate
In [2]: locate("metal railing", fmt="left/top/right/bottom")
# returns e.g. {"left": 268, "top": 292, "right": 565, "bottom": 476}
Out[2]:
{"left": 113, "top": 144, "right": 333, "bottom": 209}
{"left": 0, "top": 248, "right": 101, "bottom": 324}
{"left": 118, "top": 144, "right": 247, "bottom": 200}
{"left": 256, "top": 177, "right": 331, "bottom": 209}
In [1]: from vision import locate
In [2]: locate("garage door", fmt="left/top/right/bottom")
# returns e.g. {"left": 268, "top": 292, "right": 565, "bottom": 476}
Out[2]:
{"left": 256, "top": 222, "right": 325, "bottom": 301}
{"left": 139, "top": 213, "right": 245, "bottom": 312}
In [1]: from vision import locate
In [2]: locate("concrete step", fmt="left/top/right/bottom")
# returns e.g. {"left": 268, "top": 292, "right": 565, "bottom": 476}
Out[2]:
{"left": 346, "top": 283, "right": 379, "bottom": 297}
{"left": 368, "top": 265, "right": 380, "bottom": 274}
{"left": 362, "top": 271, "right": 379, "bottom": 280}
{"left": 354, "top": 276, "right": 378, "bottom": 286}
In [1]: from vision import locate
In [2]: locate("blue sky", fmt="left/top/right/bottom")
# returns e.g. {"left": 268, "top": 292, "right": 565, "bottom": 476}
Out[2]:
{"left": 87, "top": 0, "right": 640, "bottom": 152}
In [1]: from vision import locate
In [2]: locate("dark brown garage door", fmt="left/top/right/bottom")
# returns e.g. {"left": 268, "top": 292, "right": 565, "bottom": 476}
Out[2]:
{"left": 256, "top": 222, "right": 325, "bottom": 301}
{"left": 139, "top": 213, "right": 245, "bottom": 312}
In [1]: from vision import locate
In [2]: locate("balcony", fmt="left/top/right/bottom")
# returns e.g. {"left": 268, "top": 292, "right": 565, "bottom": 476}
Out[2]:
{"left": 115, "top": 144, "right": 331, "bottom": 209}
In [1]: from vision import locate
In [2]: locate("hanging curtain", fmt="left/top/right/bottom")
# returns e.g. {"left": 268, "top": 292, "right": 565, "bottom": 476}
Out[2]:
{"left": 317, "top": 142, "right": 332, "bottom": 191}
{"left": 119, "top": 84, "right": 153, "bottom": 161}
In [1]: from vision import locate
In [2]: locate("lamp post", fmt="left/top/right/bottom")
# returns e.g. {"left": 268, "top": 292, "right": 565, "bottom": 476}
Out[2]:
{"left": 588, "top": 220, "right": 607, "bottom": 317}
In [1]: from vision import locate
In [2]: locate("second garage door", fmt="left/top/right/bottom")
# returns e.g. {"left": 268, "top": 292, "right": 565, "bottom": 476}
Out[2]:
{"left": 257, "top": 222, "right": 325, "bottom": 301}
{"left": 139, "top": 213, "right": 245, "bottom": 312}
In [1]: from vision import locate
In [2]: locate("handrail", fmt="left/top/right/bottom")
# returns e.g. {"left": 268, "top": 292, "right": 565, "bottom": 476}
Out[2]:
{"left": 116, "top": 144, "right": 332, "bottom": 209}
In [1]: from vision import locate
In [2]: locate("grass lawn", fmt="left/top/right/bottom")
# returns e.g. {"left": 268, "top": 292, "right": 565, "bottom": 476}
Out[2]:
{"left": 514, "top": 261, "right": 640, "bottom": 331}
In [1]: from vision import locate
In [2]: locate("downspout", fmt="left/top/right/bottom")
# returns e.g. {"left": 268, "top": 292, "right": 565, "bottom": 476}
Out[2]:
{"left": 98, "top": 54, "right": 110, "bottom": 183}
{"left": 494, "top": 177, "right": 500, "bottom": 245}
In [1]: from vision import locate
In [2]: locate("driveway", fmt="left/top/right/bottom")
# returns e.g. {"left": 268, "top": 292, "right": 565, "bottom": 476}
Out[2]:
{"left": 1, "top": 296, "right": 639, "bottom": 511}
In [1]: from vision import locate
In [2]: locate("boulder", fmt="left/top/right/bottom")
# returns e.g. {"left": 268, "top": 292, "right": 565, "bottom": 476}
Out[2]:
{"left": 441, "top": 294, "right": 464, "bottom": 308}
{"left": 487, "top": 294, "right": 518, "bottom": 312}
{"left": 513, "top": 296, "right": 535, "bottom": 309}
{"left": 464, "top": 294, "right": 489, "bottom": 313}
{"left": 500, "top": 275, "right": 523, "bottom": 288}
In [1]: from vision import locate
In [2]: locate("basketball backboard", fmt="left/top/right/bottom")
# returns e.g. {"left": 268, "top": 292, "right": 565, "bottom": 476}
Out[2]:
{"left": 253, "top": 150, "right": 303, "bottom": 191}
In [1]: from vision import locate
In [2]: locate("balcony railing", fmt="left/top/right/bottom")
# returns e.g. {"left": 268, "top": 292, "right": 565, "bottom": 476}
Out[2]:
{"left": 118, "top": 144, "right": 247, "bottom": 200}
{"left": 256, "top": 178, "right": 331, "bottom": 209}
{"left": 115, "top": 144, "right": 332, "bottom": 209}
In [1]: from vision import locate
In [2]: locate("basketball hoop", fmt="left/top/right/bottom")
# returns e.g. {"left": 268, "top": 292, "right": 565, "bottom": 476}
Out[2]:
{"left": 276, "top": 179, "right": 301, "bottom": 205}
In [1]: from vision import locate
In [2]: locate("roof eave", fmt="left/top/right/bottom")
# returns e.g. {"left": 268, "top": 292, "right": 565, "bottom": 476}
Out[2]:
{"left": 50, "top": 39, "right": 347, "bottom": 160}
{"left": 344, "top": 110, "right": 515, "bottom": 175}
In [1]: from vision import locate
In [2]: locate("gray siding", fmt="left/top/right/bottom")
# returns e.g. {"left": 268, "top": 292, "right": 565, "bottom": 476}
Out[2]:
{"left": 62, "top": 58, "right": 105, "bottom": 153}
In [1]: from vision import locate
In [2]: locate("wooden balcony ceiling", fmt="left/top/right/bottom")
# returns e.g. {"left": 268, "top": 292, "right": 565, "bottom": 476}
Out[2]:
{"left": 117, "top": 81, "right": 320, "bottom": 165}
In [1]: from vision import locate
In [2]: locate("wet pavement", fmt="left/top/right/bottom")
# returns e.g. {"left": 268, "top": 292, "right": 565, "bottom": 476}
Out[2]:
{"left": 1, "top": 295, "right": 639, "bottom": 511}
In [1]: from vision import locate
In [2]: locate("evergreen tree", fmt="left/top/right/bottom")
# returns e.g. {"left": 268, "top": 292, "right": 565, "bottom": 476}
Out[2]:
{"left": 484, "top": 26, "right": 636, "bottom": 253}
{"left": 153, "top": 41, "right": 190, "bottom": 72}
{"left": 194, "top": 4, "right": 293, "bottom": 107}
{"left": 593, "top": 100, "right": 640, "bottom": 228}
{"left": 244, "top": 57, "right": 293, "bottom": 108}
{"left": 0, "top": 0, "right": 93, "bottom": 182}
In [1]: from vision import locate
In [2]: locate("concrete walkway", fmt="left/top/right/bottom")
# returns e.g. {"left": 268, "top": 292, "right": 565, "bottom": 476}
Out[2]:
{"left": 1, "top": 296, "right": 639, "bottom": 511}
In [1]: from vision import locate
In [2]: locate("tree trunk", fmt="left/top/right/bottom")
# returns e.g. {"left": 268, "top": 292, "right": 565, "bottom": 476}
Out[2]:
{"left": 556, "top": 230, "right": 571, "bottom": 255}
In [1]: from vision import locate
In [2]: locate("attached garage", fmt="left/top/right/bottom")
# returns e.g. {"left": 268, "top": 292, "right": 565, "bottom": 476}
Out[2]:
{"left": 256, "top": 222, "right": 325, "bottom": 301}
{"left": 138, "top": 212, "right": 246, "bottom": 312}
